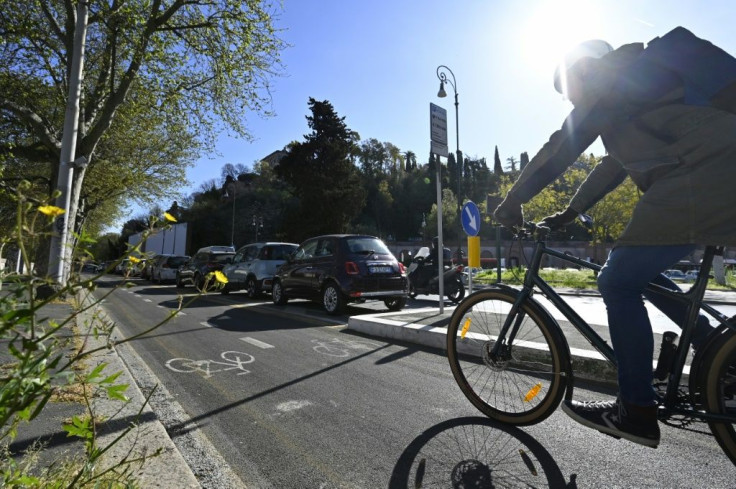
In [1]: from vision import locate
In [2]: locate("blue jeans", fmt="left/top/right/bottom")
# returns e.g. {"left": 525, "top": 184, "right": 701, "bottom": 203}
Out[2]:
{"left": 597, "top": 245, "right": 714, "bottom": 406}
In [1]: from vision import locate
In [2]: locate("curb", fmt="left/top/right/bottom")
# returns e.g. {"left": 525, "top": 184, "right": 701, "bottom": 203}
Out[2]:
{"left": 76, "top": 294, "right": 202, "bottom": 488}
{"left": 347, "top": 309, "right": 625, "bottom": 386}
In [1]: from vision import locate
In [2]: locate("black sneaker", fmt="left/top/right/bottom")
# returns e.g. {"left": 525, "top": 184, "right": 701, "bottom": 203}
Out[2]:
{"left": 561, "top": 398, "right": 660, "bottom": 448}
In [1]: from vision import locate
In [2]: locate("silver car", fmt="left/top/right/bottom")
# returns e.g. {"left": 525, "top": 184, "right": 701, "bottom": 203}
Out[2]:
{"left": 150, "top": 254, "right": 190, "bottom": 284}
{"left": 221, "top": 242, "right": 298, "bottom": 298}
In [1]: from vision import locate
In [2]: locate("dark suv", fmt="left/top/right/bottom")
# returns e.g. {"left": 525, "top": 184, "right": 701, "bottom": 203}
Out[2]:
{"left": 176, "top": 246, "right": 235, "bottom": 290}
{"left": 271, "top": 234, "right": 408, "bottom": 314}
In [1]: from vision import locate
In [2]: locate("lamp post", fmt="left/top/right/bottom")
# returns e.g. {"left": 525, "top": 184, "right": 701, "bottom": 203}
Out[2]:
{"left": 230, "top": 187, "right": 236, "bottom": 248}
{"left": 436, "top": 65, "right": 463, "bottom": 262}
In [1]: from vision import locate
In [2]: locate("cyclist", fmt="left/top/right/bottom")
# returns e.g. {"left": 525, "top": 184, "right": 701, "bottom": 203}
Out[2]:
{"left": 493, "top": 34, "right": 735, "bottom": 448}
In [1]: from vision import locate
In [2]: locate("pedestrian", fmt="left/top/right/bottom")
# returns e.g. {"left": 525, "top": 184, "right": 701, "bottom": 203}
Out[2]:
{"left": 493, "top": 27, "right": 735, "bottom": 448}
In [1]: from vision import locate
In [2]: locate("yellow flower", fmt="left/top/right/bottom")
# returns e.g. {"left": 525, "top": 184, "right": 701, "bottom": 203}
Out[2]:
{"left": 213, "top": 270, "right": 228, "bottom": 284}
{"left": 163, "top": 212, "right": 178, "bottom": 223}
{"left": 128, "top": 256, "right": 141, "bottom": 264}
{"left": 38, "top": 205, "right": 65, "bottom": 217}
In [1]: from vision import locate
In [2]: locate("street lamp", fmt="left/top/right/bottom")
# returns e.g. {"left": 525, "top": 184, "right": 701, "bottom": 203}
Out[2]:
{"left": 252, "top": 215, "right": 264, "bottom": 242}
{"left": 436, "top": 64, "right": 463, "bottom": 261}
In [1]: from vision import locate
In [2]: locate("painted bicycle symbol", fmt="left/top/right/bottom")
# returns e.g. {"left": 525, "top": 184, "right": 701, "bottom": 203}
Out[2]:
{"left": 311, "top": 338, "right": 380, "bottom": 358}
{"left": 165, "top": 351, "right": 255, "bottom": 378}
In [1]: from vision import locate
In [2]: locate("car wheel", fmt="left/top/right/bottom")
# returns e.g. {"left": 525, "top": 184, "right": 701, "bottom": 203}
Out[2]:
{"left": 245, "top": 276, "right": 260, "bottom": 298}
{"left": 221, "top": 283, "right": 230, "bottom": 295}
{"left": 272, "top": 280, "right": 288, "bottom": 305}
{"left": 322, "top": 282, "right": 346, "bottom": 315}
{"left": 384, "top": 297, "right": 407, "bottom": 311}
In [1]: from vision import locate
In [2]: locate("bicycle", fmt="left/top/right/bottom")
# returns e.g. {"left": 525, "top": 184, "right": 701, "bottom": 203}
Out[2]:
{"left": 446, "top": 223, "right": 736, "bottom": 464}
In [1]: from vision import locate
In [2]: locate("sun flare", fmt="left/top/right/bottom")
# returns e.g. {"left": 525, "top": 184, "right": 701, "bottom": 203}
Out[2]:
{"left": 522, "top": 1, "right": 604, "bottom": 78}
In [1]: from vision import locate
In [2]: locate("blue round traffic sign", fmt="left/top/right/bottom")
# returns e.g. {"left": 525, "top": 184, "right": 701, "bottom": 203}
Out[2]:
{"left": 461, "top": 201, "right": 481, "bottom": 236}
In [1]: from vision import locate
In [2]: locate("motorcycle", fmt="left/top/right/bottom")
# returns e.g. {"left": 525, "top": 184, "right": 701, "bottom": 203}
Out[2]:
{"left": 404, "top": 251, "right": 466, "bottom": 303}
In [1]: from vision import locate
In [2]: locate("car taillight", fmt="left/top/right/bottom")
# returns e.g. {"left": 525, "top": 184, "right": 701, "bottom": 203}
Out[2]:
{"left": 345, "top": 261, "right": 360, "bottom": 275}
{"left": 398, "top": 262, "right": 406, "bottom": 274}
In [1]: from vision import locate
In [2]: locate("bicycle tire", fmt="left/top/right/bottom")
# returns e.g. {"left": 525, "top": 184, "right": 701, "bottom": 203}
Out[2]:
{"left": 703, "top": 329, "right": 736, "bottom": 465}
{"left": 447, "top": 288, "right": 570, "bottom": 425}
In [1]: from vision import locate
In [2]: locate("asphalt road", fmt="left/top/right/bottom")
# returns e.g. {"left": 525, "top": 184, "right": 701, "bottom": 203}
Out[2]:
{"left": 94, "top": 275, "right": 736, "bottom": 488}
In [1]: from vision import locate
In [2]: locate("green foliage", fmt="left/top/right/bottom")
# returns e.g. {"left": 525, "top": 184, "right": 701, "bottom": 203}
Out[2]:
{"left": 493, "top": 153, "right": 640, "bottom": 243}
{"left": 0, "top": 184, "right": 205, "bottom": 487}
{"left": 275, "top": 99, "right": 367, "bottom": 241}
{"left": 0, "top": 0, "right": 287, "bottom": 253}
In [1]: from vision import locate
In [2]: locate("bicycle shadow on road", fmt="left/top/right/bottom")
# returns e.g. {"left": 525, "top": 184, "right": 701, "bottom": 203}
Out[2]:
{"left": 388, "top": 416, "right": 576, "bottom": 489}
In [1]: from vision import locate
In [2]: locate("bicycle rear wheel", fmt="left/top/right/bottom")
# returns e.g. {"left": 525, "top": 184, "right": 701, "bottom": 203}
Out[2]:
{"left": 447, "top": 288, "right": 569, "bottom": 425}
{"left": 703, "top": 330, "right": 736, "bottom": 465}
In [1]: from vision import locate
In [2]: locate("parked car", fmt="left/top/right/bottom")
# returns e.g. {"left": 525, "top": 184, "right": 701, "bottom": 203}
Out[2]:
{"left": 664, "top": 269, "right": 687, "bottom": 281}
{"left": 221, "top": 242, "right": 298, "bottom": 297}
{"left": 684, "top": 270, "right": 700, "bottom": 282}
{"left": 460, "top": 266, "right": 485, "bottom": 285}
{"left": 151, "top": 254, "right": 190, "bottom": 284}
{"left": 140, "top": 256, "right": 157, "bottom": 281}
{"left": 176, "top": 246, "right": 235, "bottom": 290}
{"left": 271, "top": 234, "right": 409, "bottom": 315}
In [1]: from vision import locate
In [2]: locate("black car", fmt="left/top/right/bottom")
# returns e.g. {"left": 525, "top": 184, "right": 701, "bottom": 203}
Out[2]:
{"left": 176, "top": 246, "right": 235, "bottom": 290}
{"left": 271, "top": 234, "right": 408, "bottom": 314}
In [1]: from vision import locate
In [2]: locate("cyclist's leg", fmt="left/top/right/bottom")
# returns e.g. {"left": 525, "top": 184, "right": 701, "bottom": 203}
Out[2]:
{"left": 597, "top": 244, "right": 696, "bottom": 406}
{"left": 643, "top": 272, "right": 715, "bottom": 348}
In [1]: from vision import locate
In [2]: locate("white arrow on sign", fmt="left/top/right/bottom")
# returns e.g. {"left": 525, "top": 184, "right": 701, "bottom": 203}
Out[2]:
{"left": 465, "top": 205, "right": 478, "bottom": 232}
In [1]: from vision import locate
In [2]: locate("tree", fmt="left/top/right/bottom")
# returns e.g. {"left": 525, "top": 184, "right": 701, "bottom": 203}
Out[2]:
{"left": 404, "top": 151, "right": 417, "bottom": 171}
{"left": 0, "top": 0, "right": 286, "bottom": 272}
{"left": 506, "top": 156, "right": 518, "bottom": 172}
{"left": 275, "top": 98, "right": 366, "bottom": 241}
{"left": 494, "top": 146, "right": 504, "bottom": 175}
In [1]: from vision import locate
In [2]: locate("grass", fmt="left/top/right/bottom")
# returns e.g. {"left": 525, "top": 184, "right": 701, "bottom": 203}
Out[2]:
{"left": 473, "top": 267, "right": 736, "bottom": 291}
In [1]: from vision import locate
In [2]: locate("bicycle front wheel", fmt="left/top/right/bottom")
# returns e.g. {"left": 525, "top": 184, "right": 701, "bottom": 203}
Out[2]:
{"left": 703, "top": 329, "right": 736, "bottom": 465}
{"left": 447, "top": 288, "right": 569, "bottom": 425}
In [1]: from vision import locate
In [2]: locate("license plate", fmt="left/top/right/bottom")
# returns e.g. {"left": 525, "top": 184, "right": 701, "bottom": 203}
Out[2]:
{"left": 369, "top": 266, "right": 392, "bottom": 274}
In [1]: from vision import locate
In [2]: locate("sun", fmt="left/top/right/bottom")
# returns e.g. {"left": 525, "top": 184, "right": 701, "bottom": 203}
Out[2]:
{"left": 521, "top": 1, "right": 604, "bottom": 78}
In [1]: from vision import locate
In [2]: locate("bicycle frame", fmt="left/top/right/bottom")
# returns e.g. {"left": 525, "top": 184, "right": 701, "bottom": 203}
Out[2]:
{"left": 493, "top": 229, "right": 736, "bottom": 422}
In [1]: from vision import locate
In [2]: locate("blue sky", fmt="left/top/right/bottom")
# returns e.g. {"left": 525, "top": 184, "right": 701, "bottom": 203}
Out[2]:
{"left": 125, "top": 0, "right": 736, "bottom": 218}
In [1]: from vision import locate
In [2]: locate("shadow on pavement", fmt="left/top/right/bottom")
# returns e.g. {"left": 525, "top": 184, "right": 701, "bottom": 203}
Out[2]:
{"left": 388, "top": 416, "right": 575, "bottom": 488}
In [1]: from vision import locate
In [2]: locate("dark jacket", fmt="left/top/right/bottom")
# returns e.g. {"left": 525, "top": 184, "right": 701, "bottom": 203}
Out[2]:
{"left": 507, "top": 43, "right": 736, "bottom": 246}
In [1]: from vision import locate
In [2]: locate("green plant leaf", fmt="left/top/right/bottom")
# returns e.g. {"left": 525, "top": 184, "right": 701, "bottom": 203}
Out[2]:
{"left": 105, "top": 383, "right": 130, "bottom": 402}
{"left": 63, "top": 415, "right": 93, "bottom": 439}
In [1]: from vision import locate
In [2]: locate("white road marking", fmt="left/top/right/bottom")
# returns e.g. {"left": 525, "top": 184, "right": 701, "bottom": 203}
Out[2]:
{"left": 239, "top": 337, "right": 274, "bottom": 349}
{"left": 201, "top": 321, "right": 212, "bottom": 328}
{"left": 275, "top": 400, "right": 312, "bottom": 413}
{"left": 231, "top": 302, "right": 270, "bottom": 308}
{"left": 144, "top": 299, "right": 152, "bottom": 302}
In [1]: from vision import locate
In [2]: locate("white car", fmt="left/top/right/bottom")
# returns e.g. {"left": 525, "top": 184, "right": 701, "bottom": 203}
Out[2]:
{"left": 221, "top": 242, "right": 298, "bottom": 298}
{"left": 663, "top": 269, "right": 687, "bottom": 281}
{"left": 150, "top": 254, "right": 190, "bottom": 283}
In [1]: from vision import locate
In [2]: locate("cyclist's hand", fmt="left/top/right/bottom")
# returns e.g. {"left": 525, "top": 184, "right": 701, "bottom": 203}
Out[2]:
{"left": 539, "top": 208, "right": 578, "bottom": 230}
{"left": 493, "top": 194, "right": 524, "bottom": 229}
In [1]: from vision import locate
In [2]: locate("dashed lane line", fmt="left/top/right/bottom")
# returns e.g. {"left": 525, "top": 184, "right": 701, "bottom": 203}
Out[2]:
{"left": 239, "top": 337, "right": 275, "bottom": 349}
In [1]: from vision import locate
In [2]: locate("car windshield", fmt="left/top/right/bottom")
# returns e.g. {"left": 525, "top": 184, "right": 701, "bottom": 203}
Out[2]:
{"left": 212, "top": 254, "right": 234, "bottom": 263}
{"left": 169, "top": 256, "right": 188, "bottom": 267}
{"left": 346, "top": 237, "right": 391, "bottom": 255}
